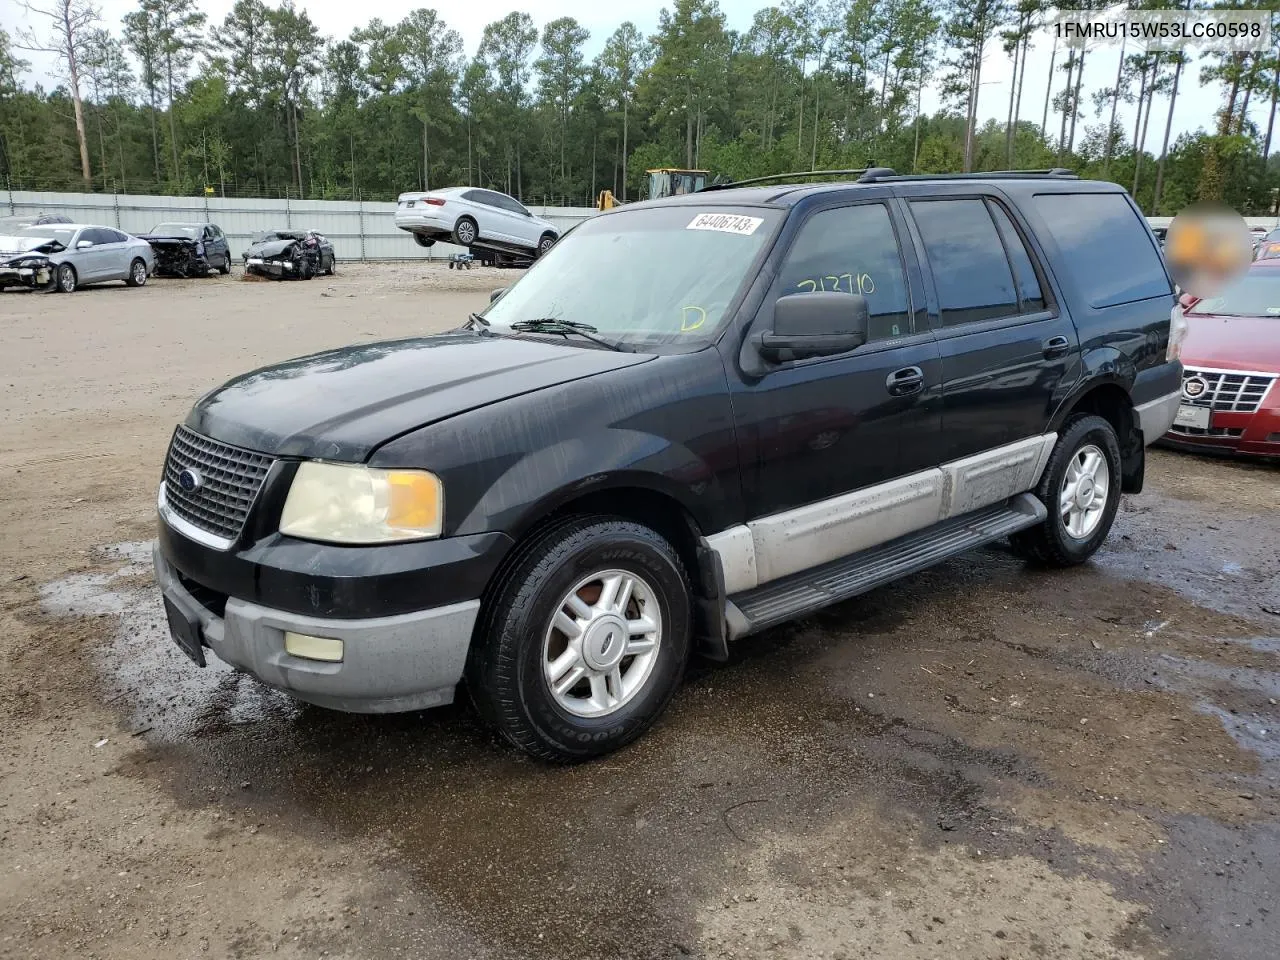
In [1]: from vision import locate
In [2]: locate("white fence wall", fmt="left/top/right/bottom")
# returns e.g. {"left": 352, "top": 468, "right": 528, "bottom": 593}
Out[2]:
{"left": 6, "top": 188, "right": 1279, "bottom": 261}
{"left": 1, "top": 189, "right": 597, "bottom": 263}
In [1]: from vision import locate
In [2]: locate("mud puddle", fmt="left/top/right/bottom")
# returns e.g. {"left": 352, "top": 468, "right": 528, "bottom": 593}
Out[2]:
{"left": 38, "top": 523, "right": 1280, "bottom": 959}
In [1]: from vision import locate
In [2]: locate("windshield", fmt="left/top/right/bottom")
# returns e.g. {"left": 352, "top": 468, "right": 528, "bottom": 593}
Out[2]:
{"left": 1187, "top": 270, "right": 1280, "bottom": 317}
{"left": 482, "top": 205, "right": 781, "bottom": 347}
{"left": 152, "top": 223, "right": 198, "bottom": 238}
{"left": 21, "top": 226, "right": 75, "bottom": 246}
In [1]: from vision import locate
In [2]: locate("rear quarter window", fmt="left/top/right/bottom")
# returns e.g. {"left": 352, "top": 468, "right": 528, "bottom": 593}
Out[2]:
{"left": 1031, "top": 192, "right": 1170, "bottom": 308}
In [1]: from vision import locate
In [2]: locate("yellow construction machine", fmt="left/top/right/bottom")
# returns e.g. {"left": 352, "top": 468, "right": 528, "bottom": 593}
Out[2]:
{"left": 597, "top": 168, "right": 711, "bottom": 210}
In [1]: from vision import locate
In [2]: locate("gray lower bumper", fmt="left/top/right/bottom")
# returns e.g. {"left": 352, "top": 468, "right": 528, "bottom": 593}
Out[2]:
{"left": 1135, "top": 389, "right": 1181, "bottom": 445}
{"left": 152, "top": 544, "right": 480, "bottom": 713}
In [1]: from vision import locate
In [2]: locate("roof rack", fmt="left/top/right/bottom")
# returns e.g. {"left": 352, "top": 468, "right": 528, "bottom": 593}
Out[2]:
{"left": 858, "top": 168, "right": 1078, "bottom": 183}
{"left": 697, "top": 166, "right": 1078, "bottom": 191}
{"left": 697, "top": 169, "right": 873, "bottom": 192}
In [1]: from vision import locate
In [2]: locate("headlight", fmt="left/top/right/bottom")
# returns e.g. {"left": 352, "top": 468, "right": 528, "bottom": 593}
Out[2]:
{"left": 196, "top": 241, "right": 205, "bottom": 255}
{"left": 279, "top": 462, "right": 443, "bottom": 544}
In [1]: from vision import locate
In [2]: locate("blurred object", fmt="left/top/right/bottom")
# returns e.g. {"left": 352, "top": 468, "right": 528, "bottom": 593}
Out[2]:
{"left": 1165, "top": 203, "right": 1253, "bottom": 299}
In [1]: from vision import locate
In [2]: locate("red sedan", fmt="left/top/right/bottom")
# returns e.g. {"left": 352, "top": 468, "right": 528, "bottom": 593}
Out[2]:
{"left": 1163, "top": 260, "right": 1280, "bottom": 458}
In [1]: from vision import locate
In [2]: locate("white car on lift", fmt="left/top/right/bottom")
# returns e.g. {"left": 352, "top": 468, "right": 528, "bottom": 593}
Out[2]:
{"left": 394, "top": 187, "right": 559, "bottom": 258}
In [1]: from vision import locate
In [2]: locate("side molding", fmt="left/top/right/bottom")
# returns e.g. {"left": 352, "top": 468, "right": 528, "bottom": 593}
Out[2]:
{"left": 707, "top": 433, "right": 1059, "bottom": 597}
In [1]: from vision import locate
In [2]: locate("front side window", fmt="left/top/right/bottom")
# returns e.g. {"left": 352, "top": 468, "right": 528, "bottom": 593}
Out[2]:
{"left": 774, "top": 203, "right": 912, "bottom": 341}
{"left": 911, "top": 198, "right": 1019, "bottom": 327}
{"left": 482, "top": 205, "right": 782, "bottom": 348}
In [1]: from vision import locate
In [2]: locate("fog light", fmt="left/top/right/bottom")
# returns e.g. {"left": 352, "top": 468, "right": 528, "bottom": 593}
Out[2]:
{"left": 284, "top": 631, "right": 344, "bottom": 662}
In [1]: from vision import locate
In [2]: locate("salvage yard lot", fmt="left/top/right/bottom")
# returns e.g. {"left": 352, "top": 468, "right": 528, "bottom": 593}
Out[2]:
{"left": 1, "top": 263, "right": 1278, "bottom": 960}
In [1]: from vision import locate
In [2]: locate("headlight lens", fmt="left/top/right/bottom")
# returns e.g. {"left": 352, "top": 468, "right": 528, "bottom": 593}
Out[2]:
{"left": 279, "top": 462, "right": 443, "bottom": 544}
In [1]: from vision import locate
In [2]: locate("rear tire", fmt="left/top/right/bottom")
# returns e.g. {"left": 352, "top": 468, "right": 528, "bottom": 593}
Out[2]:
{"left": 467, "top": 517, "right": 692, "bottom": 762}
{"left": 1010, "top": 414, "right": 1122, "bottom": 567}
{"left": 56, "top": 263, "right": 77, "bottom": 293}
{"left": 125, "top": 258, "right": 148, "bottom": 287}
{"left": 413, "top": 233, "right": 435, "bottom": 248}
{"left": 453, "top": 217, "right": 478, "bottom": 247}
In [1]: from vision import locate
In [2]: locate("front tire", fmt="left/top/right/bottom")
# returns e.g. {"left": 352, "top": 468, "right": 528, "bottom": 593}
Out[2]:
{"left": 413, "top": 233, "right": 435, "bottom": 248}
{"left": 126, "top": 258, "right": 148, "bottom": 287}
{"left": 1011, "top": 414, "right": 1122, "bottom": 566}
{"left": 56, "top": 263, "right": 77, "bottom": 293}
{"left": 452, "top": 217, "right": 478, "bottom": 247}
{"left": 219, "top": 255, "right": 231, "bottom": 275}
{"left": 536, "top": 232, "right": 557, "bottom": 257}
{"left": 468, "top": 517, "right": 692, "bottom": 762}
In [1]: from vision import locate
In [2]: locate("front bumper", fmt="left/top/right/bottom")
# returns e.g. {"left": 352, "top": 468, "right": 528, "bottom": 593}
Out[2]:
{"left": 153, "top": 543, "right": 481, "bottom": 712}
{"left": 244, "top": 257, "right": 295, "bottom": 278}
{"left": 1159, "top": 371, "right": 1280, "bottom": 459}
{"left": 0, "top": 262, "right": 54, "bottom": 288}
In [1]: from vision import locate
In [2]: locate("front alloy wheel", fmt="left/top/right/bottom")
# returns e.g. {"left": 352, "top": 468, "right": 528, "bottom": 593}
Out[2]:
{"left": 543, "top": 569, "right": 663, "bottom": 718}
{"left": 468, "top": 516, "right": 691, "bottom": 762}
{"left": 57, "top": 264, "right": 77, "bottom": 293}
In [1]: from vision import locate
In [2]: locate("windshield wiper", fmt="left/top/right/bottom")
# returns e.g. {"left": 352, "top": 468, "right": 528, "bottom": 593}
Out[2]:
{"left": 509, "top": 318, "right": 632, "bottom": 352}
{"left": 461, "top": 312, "right": 493, "bottom": 335}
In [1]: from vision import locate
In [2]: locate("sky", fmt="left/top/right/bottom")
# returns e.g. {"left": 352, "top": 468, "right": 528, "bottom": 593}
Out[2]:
{"left": 2, "top": 0, "right": 1239, "bottom": 158}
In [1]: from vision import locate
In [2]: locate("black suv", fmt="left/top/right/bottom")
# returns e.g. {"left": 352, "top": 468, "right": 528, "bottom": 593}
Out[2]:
{"left": 153, "top": 169, "right": 1183, "bottom": 761}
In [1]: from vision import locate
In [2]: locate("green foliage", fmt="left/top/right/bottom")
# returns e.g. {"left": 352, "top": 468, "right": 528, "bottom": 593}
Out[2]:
{"left": 1, "top": 0, "right": 1278, "bottom": 214}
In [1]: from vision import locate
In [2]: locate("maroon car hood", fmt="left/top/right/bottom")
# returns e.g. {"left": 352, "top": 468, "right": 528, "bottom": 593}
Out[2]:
{"left": 1182, "top": 313, "right": 1280, "bottom": 371}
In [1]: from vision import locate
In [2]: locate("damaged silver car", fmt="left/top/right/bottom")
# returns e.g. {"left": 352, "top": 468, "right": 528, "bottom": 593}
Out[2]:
{"left": 0, "top": 224, "right": 155, "bottom": 293}
{"left": 242, "top": 229, "right": 335, "bottom": 280}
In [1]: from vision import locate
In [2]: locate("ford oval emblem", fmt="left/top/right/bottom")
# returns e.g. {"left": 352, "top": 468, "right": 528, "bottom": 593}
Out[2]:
{"left": 178, "top": 468, "right": 203, "bottom": 493}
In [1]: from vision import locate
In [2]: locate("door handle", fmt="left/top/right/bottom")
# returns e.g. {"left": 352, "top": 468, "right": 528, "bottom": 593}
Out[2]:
{"left": 1043, "top": 335, "right": 1071, "bottom": 359}
{"left": 886, "top": 366, "right": 925, "bottom": 396}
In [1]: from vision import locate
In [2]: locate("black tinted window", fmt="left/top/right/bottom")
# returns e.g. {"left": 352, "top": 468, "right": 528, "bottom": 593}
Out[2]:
{"left": 988, "top": 202, "right": 1046, "bottom": 312}
{"left": 911, "top": 199, "right": 1018, "bottom": 327}
{"left": 1032, "top": 192, "right": 1170, "bottom": 307}
{"left": 82, "top": 228, "right": 111, "bottom": 245}
{"left": 776, "top": 203, "right": 912, "bottom": 340}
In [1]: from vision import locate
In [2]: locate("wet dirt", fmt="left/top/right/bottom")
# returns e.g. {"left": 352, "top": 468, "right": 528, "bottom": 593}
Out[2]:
{"left": 2, "top": 266, "right": 1279, "bottom": 959}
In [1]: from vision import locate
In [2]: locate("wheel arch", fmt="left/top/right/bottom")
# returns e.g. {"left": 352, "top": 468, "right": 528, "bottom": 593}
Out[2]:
{"left": 1052, "top": 375, "right": 1143, "bottom": 493}
{"left": 482, "top": 479, "right": 728, "bottom": 663}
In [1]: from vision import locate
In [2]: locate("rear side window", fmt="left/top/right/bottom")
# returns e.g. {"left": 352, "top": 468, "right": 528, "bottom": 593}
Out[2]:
{"left": 910, "top": 199, "right": 1018, "bottom": 327}
{"left": 988, "top": 202, "right": 1046, "bottom": 312}
{"left": 775, "top": 203, "right": 913, "bottom": 340}
{"left": 1032, "top": 192, "right": 1170, "bottom": 308}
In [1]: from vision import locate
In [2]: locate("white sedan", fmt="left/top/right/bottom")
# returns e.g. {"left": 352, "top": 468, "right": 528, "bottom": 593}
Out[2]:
{"left": 394, "top": 187, "right": 559, "bottom": 258}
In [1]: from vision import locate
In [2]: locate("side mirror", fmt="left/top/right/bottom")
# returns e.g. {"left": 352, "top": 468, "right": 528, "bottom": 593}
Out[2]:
{"left": 76, "top": 239, "right": 93, "bottom": 249}
{"left": 759, "top": 292, "right": 870, "bottom": 361}
{"left": 1177, "top": 291, "right": 1199, "bottom": 310}
{"left": 490, "top": 288, "right": 506, "bottom": 303}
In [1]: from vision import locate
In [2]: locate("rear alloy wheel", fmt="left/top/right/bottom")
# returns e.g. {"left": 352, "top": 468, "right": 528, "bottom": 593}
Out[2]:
{"left": 56, "top": 263, "right": 77, "bottom": 293}
{"left": 126, "top": 258, "right": 148, "bottom": 287}
{"left": 1010, "top": 414, "right": 1122, "bottom": 567}
{"left": 468, "top": 517, "right": 691, "bottom": 762}
{"left": 453, "top": 217, "right": 478, "bottom": 246}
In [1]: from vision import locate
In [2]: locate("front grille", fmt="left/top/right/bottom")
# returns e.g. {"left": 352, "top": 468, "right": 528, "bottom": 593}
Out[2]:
{"left": 163, "top": 425, "right": 274, "bottom": 542}
{"left": 1169, "top": 425, "right": 1245, "bottom": 438}
{"left": 1181, "top": 367, "right": 1276, "bottom": 413}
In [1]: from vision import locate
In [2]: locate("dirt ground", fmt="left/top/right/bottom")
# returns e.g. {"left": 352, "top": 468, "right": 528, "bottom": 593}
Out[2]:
{"left": 1, "top": 263, "right": 1278, "bottom": 960}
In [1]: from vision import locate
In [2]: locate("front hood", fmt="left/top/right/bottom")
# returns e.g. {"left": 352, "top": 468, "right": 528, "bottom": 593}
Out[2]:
{"left": 246, "top": 239, "right": 298, "bottom": 258}
{"left": 188, "top": 332, "right": 654, "bottom": 460}
{"left": 1183, "top": 314, "right": 1280, "bottom": 372}
{"left": 0, "top": 235, "right": 61, "bottom": 256}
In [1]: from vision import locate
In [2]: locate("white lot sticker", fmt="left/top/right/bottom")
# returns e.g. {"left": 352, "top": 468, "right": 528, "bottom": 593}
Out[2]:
{"left": 687, "top": 212, "right": 764, "bottom": 236}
